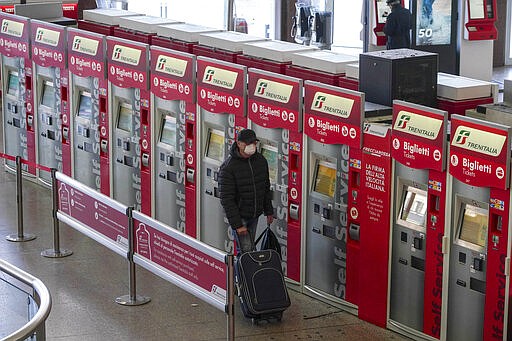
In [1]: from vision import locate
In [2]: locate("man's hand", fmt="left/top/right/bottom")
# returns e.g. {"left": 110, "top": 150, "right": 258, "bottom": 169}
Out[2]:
{"left": 266, "top": 215, "right": 274, "bottom": 225}
{"left": 236, "top": 226, "right": 248, "bottom": 235}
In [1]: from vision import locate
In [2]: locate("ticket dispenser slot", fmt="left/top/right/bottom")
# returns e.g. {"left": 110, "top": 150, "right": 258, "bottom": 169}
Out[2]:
{"left": 349, "top": 223, "right": 360, "bottom": 241}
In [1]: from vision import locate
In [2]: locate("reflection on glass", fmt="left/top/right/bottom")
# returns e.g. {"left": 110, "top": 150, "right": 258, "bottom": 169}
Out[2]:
{"left": 41, "top": 81, "right": 55, "bottom": 108}
{"left": 117, "top": 102, "right": 133, "bottom": 133}
{"left": 469, "top": 0, "right": 485, "bottom": 19}
{"left": 400, "top": 186, "right": 427, "bottom": 227}
{"left": 416, "top": 0, "right": 452, "bottom": 46}
{"left": 313, "top": 160, "right": 336, "bottom": 198}
{"left": 205, "top": 128, "right": 225, "bottom": 162}
{"left": 160, "top": 115, "right": 177, "bottom": 147}
{"left": 261, "top": 144, "right": 278, "bottom": 184}
{"left": 77, "top": 92, "right": 92, "bottom": 121}
{"left": 7, "top": 71, "right": 19, "bottom": 96}
{"left": 376, "top": 0, "right": 390, "bottom": 24}
{"left": 459, "top": 204, "right": 488, "bottom": 248}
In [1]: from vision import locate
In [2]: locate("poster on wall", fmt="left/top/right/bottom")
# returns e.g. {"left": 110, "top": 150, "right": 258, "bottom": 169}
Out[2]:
{"left": 416, "top": 0, "right": 453, "bottom": 45}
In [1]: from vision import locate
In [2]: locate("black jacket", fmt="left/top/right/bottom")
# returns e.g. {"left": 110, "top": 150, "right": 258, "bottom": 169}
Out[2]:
{"left": 383, "top": 5, "right": 411, "bottom": 49}
{"left": 219, "top": 142, "right": 273, "bottom": 229}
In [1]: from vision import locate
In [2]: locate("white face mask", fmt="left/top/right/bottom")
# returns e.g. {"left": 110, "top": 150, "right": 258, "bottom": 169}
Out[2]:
{"left": 244, "top": 144, "right": 256, "bottom": 156}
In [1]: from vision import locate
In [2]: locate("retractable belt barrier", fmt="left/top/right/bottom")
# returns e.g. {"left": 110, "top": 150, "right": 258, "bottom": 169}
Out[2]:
{"left": 43, "top": 169, "right": 235, "bottom": 340}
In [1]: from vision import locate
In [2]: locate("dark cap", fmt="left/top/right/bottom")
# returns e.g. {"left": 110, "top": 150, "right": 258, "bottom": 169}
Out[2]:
{"left": 237, "top": 129, "right": 259, "bottom": 144}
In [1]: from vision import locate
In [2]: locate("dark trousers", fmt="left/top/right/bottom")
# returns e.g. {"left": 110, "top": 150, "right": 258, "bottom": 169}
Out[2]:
{"left": 234, "top": 216, "right": 259, "bottom": 255}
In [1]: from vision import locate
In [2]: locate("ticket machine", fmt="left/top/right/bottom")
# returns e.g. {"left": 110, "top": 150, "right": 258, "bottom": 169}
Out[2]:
{"left": 67, "top": 28, "right": 108, "bottom": 193}
{"left": 464, "top": 0, "right": 497, "bottom": 40}
{"left": 370, "top": 0, "right": 389, "bottom": 47}
{"left": 150, "top": 46, "right": 196, "bottom": 237}
{"left": 114, "top": 15, "right": 182, "bottom": 45}
{"left": 303, "top": 81, "right": 363, "bottom": 308}
{"left": 80, "top": 8, "right": 143, "bottom": 36}
{"left": 247, "top": 69, "right": 303, "bottom": 286}
{"left": 389, "top": 101, "right": 449, "bottom": 340}
{"left": 31, "top": 20, "right": 69, "bottom": 186}
{"left": 152, "top": 23, "right": 222, "bottom": 55}
{"left": 238, "top": 40, "right": 316, "bottom": 75}
{"left": 1, "top": 1, "right": 78, "bottom": 19}
{"left": 107, "top": 36, "right": 150, "bottom": 214}
{"left": 0, "top": 13, "right": 34, "bottom": 176}
{"left": 446, "top": 115, "right": 511, "bottom": 341}
{"left": 197, "top": 57, "right": 247, "bottom": 253}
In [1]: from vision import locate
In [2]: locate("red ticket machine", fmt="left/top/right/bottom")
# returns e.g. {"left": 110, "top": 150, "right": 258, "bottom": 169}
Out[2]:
{"left": 446, "top": 115, "right": 511, "bottom": 341}
{"left": 67, "top": 28, "right": 108, "bottom": 194}
{"left": 464, "top": 0, "right": 497, "bottom": 40}
{"left": 150, "top": 46, "right": 197, "bottom": 237}
{"left": 388, "top": 101, "right": 449, "bottom": 340}
{"left": 0, "top": 13, "right": 35, "bottom": 177}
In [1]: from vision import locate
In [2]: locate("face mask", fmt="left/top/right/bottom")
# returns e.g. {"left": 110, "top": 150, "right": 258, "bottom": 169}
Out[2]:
{"left": 244, "top": 144, "right": 256, "bottom": 156}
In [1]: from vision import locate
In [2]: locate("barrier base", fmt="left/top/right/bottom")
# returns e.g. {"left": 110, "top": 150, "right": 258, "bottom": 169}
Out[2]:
{"left": 115, "top": 295, "right": 151, "bottom": 306}
{"left": 41, "top": 248, "right": 73, "bottom": 258}
{"left": 6, "top": 233, "right": 36, "bottom": 242}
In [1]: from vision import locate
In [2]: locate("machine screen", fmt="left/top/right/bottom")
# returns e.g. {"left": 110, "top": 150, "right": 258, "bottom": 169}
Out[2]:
{"left": 416, "top": 0, "right": 452, "bottom": 46}
{"left": 7, "top": 71, "right": 19, "bottom": 95}
{"left": 261, "top": 144, "right": 278, "bottom": 184}
{"left": 77, "top": 92, "right": 92, "bottom": 120}
{"left": 458, "top": 204, "right": 488, "bottom": 248}
{"left": 376, "top": 0, "right": 390, "bottom": 24}
{"left": 41, "top": 81, "right": 55, "bottom": 108}
{"left": 117, "top": 103, "right": 133, "bottom": 133}
{"left": 469, "top": 0, "right": 485, "bottom": 19}
{"left": 159, "top": 115, "right": 177, "bottom": 147}
{"left": 312, "top": 160, "right": 336, "bottom": 198}
{"left": 205, "top": 128, "right": 225, "bottom": 162}
{"left": 399, "top": 186, "right": 427, "bottom": 227}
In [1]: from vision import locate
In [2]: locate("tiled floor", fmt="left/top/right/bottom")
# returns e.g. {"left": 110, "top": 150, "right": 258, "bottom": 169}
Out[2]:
{"left": 0, "top": 118, "right": 407, "bottom": 339}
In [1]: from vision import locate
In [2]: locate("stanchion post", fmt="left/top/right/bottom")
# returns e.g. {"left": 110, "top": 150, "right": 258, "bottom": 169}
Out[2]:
{"left": 116, "top": 207, "right": 150, "bottom": 306}
{"left": 226, "top": 254, "right": 235, "bottom": 341}
{"left": 6, "top": 156, "right": 36, "bottom": 242}
{"left": 41, "top": 169, "right": 72, "bottom": 258}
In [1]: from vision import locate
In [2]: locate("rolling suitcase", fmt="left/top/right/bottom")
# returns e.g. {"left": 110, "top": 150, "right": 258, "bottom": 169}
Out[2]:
{"left": 235, "top": 249, "right": 290, "bottom": 324}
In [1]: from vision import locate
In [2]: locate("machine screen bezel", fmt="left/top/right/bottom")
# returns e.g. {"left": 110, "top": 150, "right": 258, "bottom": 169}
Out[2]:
{"left": 76, "top": 91, "right": 92, "bottom": 121}
{"left": 260, "top": 143, "right": 279, "bottom": 185}
{"left": 116, "top": 102, "right": 133, "bottom": 133}
{"left": 311, "top": 159, "right": 337, "bottom": 198}
{"left": 204, "top": 127, "right": 225, "bottom": 164}
{"left": 7, "top": 70, "right": 19, "bottom": 96}
{"left": 41, "top": 80, "right": 55, "bottom": 109}
{"left": 396, "top": 182, "right": 428, "bottom": 232}
{"left": 158, "top": 114, "right": 177, "bottom": 150}
{"left": 454, "top": 197, "right": 488, "bottom": 252}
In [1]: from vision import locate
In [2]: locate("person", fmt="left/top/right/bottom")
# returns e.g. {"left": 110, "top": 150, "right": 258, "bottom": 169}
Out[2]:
{"left": 383, "top": 0, "right": 412, "bottom": 49}
{"left": 218, "top": 129, "right": 274, "bottom": 254}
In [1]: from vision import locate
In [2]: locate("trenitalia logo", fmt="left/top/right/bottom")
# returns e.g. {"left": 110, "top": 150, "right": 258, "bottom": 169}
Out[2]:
{"left": 452, "top": 125, "right": 507, "bottom": 157}
{"left": 1, "top": 20, "right": 23, "bottom": 38}
{"left": 254, "top": 78, "right": 293, "bottom": 104}
{"left": 71, "top": 36, "right": 99, "bottom": 56}
{"left": 155, "top": 55, "right": 187, "bottom": 77}
{"left": 111, "top": 44, "right": 141, "bottom": 66}
{"left": 393, "top": 110, "right": 442, "bottom": 140}
{"left": 310, "top": 91, "right": 354, "bottom": 118}
{"left": 202, "top": 66, "right": 237, "bottom": 90}
{"left": 35, "top": 28, "right": 60, "bottom": 47}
